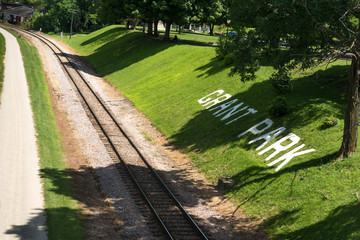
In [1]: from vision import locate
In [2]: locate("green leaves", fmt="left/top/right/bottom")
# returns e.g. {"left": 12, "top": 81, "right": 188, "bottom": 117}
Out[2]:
{"left": 226, "top": 0, "right": 359, "bottom": 81}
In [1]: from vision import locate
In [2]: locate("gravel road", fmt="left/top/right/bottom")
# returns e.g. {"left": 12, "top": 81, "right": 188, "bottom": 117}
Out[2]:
{"left": 0, "top": 28, "right": 47, "bottom": 240}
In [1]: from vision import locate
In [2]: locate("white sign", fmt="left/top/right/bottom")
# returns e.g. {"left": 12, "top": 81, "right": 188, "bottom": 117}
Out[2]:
{"left": 198, "top": 90, "right": 315, "bottom": 171}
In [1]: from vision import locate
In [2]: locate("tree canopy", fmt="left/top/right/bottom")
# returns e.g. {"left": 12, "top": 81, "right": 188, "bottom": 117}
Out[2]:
{"left": 227, "top": 0, "right": 360, "bottom": 159}
{"left": 195, "top": 0, "right": 228, "bottom": 35}
{"left": 7, "top": 0, "right": 228, "bottom": 37}
{"left": 99, "top": 0, "right": 227, "bottom": 38}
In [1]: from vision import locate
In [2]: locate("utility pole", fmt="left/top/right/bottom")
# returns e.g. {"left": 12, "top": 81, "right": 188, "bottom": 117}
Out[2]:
{"left": 69, "top": 9, "right": 78, "bottom": 39}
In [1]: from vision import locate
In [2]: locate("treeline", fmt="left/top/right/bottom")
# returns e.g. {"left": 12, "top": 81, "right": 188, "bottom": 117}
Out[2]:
{"left": 5, "top": 0, "right": 102, "bottom": 33}
{"left": 99, "top": 0, "right": 228, "bottom": 39}
{"left": 5, "top": 0, "right": 228, "bottom": 38}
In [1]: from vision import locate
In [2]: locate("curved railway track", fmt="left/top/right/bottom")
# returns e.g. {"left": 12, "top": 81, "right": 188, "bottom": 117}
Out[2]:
{"left": 5, "top": 25, "right": 209, "bottom": 240}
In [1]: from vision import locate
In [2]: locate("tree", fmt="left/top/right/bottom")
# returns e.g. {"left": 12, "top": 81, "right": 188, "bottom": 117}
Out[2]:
{"left": 160, "top": 0, "right": 192, "bottom": 40}
{"left": 195, "top": 0, "right": 228, "bottom": 36}
{"left": 99, "top": 0, "right": 164, "bottom": 36}
{"left": 28, "top": 0, "right": 100, "bottom": 32}
{"left": 98, "top": 0, "right": 126, "bottom": 24}
{"left": 75, "top": 0, "right": 101, "bottom": 31}
{"left": 137, "top": 0, "right": 165, "bottom": 36}
{"left": 227, "top": 0, "right": 360, "bottom": 160}
{"left": 28, "top": 0, "right": 77, "bottom": 32}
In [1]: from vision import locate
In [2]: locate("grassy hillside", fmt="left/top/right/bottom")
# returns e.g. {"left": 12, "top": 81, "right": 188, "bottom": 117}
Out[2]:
{"left": 53, "top": 26, "right": 360, "bottom": 239}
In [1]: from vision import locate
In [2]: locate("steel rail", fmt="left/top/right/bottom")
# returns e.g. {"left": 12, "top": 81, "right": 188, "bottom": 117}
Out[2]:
{"left": 8, "top": 26, "right": 208, "bottom": 240}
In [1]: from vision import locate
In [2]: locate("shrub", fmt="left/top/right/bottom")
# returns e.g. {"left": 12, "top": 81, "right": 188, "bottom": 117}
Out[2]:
{"left": 321, "top": 117, "right": 338, "bottom": 129}
{"left": 216, "top": 35, "right": 232, "bottom": 60}
{"left": 270, "top": 69, "right": 292, "bottom": 94}
{"left": 223, "top": 53, "right": 235, "bottom": 66}
{"left": 268, "top": 96, "right": 289, "bottom": 117}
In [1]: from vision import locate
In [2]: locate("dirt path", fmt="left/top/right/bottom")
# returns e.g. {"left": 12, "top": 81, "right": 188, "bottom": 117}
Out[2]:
{"left": 0, "top": 28, "right": 47, "bottom": 240}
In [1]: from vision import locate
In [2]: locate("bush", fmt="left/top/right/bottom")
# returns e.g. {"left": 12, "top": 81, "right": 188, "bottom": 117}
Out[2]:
{"left": 268, "top": 96, "right": 289, "bottom": 117}
{"left": 270, "top": 69, "right": 292, "bottom": 94}
{"left": 321, "top": 117, "right": 338, "bottom": 129}
{"left": 223, "top": 53, "right": 235, "bottom": 66}
{"left": 216, "top": 35, "right": 232, "bottom": 60}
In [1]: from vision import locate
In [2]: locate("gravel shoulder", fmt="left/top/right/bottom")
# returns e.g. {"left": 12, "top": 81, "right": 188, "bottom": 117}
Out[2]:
{"left": 0, "top": 28, "right": 46, "bottom": 240}
{"left": 22, "top": 30, "right": 269, "bottom": 239}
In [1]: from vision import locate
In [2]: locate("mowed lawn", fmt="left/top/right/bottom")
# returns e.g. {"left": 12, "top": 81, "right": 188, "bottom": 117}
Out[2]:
{"left": 53, "top": 25, "right": 360, "bottom": 239}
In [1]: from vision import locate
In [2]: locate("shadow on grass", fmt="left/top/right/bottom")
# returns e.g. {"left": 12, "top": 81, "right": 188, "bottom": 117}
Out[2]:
{"left": 64, "top": 27, "right": 174, "bottom": 77}
{"left": 176, "top": 39, "right": 218, "bottom": 47}
{"left": 195, "top": 57, "right": 228, "bottom": 78}
{"left": 223, "top": 151, "right": 359, "bottom": 240}
{"left": 62, "top": 27, "right": 220, "bottom": 80}
{"left": 35, "top": 163, "right": 263, "bottom": 239}
{"left": 228, "top": 152, "right": 336, "bottom": 206}
{"left": 80, "top": 26, "right": 131, "bottom": 46}
{"left": 266, "top": 202, "right": 360, "bottom": 240}
{"left": 84, "top": 31, "right": 173, "bottom": 76}
{"left": 4, "top": 206, "right": 83, "bottom": 240}
{"left": 309, "top": 64, "right": 349, "bottom": 92}
{"left": 153, "top": 29, "right": 219, "bottom": 46}
{"left": 170, "top": 64, "right": 349, "bottom": 154}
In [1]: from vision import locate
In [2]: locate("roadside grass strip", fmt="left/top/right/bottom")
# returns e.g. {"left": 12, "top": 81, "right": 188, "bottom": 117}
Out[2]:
{"left": 16, "top": 33, "right": 84, "bottom": 239}
{"left": 53, "top": 26, "right": 360, "bottom": 239}
{"left": 0, "top": 33, "right": 5, "bottom": 95}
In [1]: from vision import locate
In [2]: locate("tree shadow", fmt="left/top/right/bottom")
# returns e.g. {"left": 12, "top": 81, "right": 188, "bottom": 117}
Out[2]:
{"left": 36, "top": 163, "right": 264, "bottom": 239}
{"left": 157, "top": 29, "right": 219, "bottom": 46}
{"left": 80, "top": 26, "right": 131, "bottom": 46}
{"left": 174, "top": 39, "right": 218, "bottom": 47}
{"left": 169, "top": 64, "right": 349, "bottom": 154}
{"left": 227, "top": 152, "right": 336, "bottom": 199}
{"left": 195, "top": 57, "right": 228, "bottom": 78}
{"left": 265, "top": 209, "right": 302, "bottom": 234}
{"left": 4, "top": 210, "right": 47, "bottom": 240}
{"left": 266, "top": 202, "right": 360, "bottom": 240}
{"left": 57, "top": 52, "right": 102, "bottom": 79}
{"left": 54, "top": 30, "right": 175, "bottom": 83}
{"left": 84, "top": 31, "right": 173, "bottom": 76}
{"left": 310, "top": 64, "right": 350, "bottom": 92}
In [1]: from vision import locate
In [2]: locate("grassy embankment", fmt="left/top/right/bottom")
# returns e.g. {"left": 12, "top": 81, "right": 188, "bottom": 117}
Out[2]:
{"left": 53, "top": 25, "right": 360, "bottom": 239}
{"left": 0, "top": 33, "right": 4, "bottom": 94}
{"left": 15, "top": 33, "right": 84, "bottom": 239}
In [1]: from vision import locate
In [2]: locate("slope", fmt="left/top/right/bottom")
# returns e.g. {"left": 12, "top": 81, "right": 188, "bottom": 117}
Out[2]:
{"left": 52, "top": 25, "right": 360, "bottom": 240}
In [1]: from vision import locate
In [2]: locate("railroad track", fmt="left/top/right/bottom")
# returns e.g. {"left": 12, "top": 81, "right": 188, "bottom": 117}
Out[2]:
{"left": 5, "top": 25, "right": 209, "bottom": 240}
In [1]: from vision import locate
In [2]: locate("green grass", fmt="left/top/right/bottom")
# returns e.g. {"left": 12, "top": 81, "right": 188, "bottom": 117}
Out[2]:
{"left": 52, "top": 25, "right": 360, "bottom": 239}
{"left": 0, "top": 33, "right": 5, "bottom": 95}
{"left": 159, "top": 29, "right": 219, "bottom": 45}
{"left": 15, "top": 33, "right": 84, "bottom": 239}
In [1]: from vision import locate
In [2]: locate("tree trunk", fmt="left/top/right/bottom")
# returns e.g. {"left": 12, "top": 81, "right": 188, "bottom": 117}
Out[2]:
{"left": 338, "top": 55, "right": 360, "bottom": 159}
{"left": 153, "top": 19, "right": 159, "bottom": 37}
{"left": 209, "top": 23, "right": 215, "bottom": 36}
{"left": 126, "top": 20, "right": 130, "bottom": 29}
{"left": 165, "top": 20, "right": 172, "bottom": 40}
{"left": 178, "top": 25, "right": 181, "bottom": 34}
{"left": 147, "top": 19, "right": 153, "bottom": 37}
{"left": 132, "top": 19, "right": 139, "bottom": 30}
